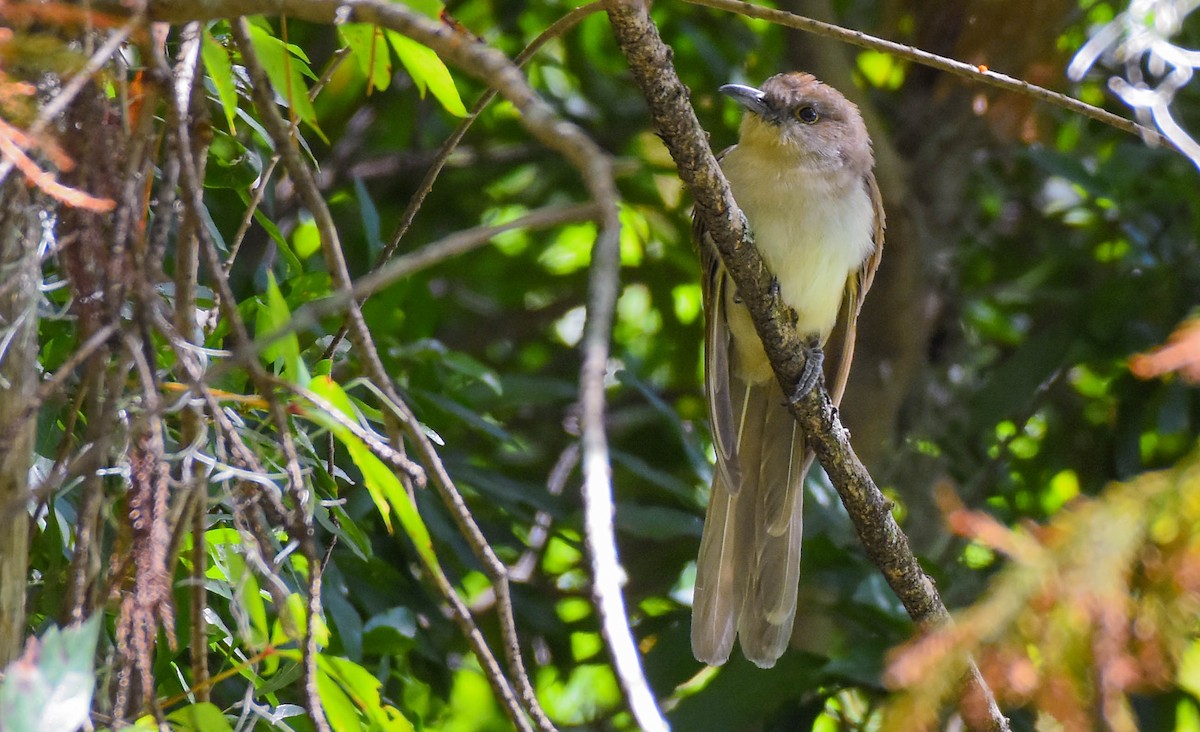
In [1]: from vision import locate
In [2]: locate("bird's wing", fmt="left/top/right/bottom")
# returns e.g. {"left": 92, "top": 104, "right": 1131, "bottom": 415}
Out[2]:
{"left": 693, "top": 191, "right": 748, "bottom": 665}
{"left": 825, "top": 171, "right": 885, "bottom": 406}
{"left": 696, "top": 147, "right": 743, "bottom": 492}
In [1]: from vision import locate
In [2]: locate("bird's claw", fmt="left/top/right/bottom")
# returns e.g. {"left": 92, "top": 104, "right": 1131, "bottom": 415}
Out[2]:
{"left": 791, "top": 337, "right": 824, "bottom": 402}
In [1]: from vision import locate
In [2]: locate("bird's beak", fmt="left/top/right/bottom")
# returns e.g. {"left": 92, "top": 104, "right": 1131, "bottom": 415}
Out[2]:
{"left": 719, "top": 83, "right": 770, "bottom": 118}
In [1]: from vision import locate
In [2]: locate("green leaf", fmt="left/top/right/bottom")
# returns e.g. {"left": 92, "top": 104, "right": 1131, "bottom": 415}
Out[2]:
{"left": 257, "top": 272, "right": 311, "bottom": 386}
{"left": 539, "top": 222, "right": 597, "bottom": 274}
{"left": 202, "top": 28, "right": 238, "bottom": 133}
{"left": 307, "top": 376, "right": 447, "bottom": 586}
{"left": 1180, "top": 638, "right": 1200, "bottom": 697}
{"left": 856, "top": 49, "right": 906, "bottom": 89}
{"left": 0, "top": 615, "right": 102, "bottom": 732}
{"left": 207, "top": 528, "right": 269, "bottom": 649}
{"left": 167, "top": 702, "right": 235, "bottom": 732}
{"left": 320, "top": 655, "right": 415, "bottom": 731}
{"left": 404, "top": 0, "right": 444, "bottom": 17}
{"left": 614, "top": 502, "right": 702, "bottom": 540}
{"left": 339, "top": 23, "right": 392, "bottom": 92}
{"left": 385, "top": 31, "right": 468, "bottom": 117}
{"left": 267, "top": 651, "right": 415, "bottom": 731}
{"left": 306, "top": 376, "right": 392, "bottom": 531}
{"left": 353, "top": 177, "right": 383, "bottom": 256}
{"left": 291, "top": 214, "right": 321, "bottom": 260}
{"left": 316, "top": 664, "right": 364, "bottom": 731}
{"left": 241, "top": 199, "right": 303, "bottom": 278}
{"left": 206, "top": 131, "right": 260, "bottom": 190}
{"left": 246, "top": 21, "right": 328, "bottom": 142}
{"left": 270, "top": 592, "right": 330, "bottom": 647}
{"left": 417, "top": 389, "right": 512, "bottom": 442}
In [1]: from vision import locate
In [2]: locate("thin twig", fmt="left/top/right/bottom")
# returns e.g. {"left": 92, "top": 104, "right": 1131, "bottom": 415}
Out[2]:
{"left": 223, "top": 157, "right": 278, "bottom": 277}
{"left": 195, "top": 25, "right": 332, "bottom": 732}
{"left": 511, "top": 442, "right": 578, "bottom": 583}
{"left": 323, "top": 0, "right": 604, "bottom": 358}
{"left": 683, "top": 0, "right": 1171, "bottom": 150}
{"left": 353, "top": 202, "right": 601, "bottom": 298}
{"left": 225, "top": 46, "right": 347, "bottom": 277}
{"left": 0, "top": 320, "right": 118, "bottom": 458}
{"left": 160, "top": 29, "right": 324, "bottom": 727}
{"left": 376, "top": 0, "right": 605, "bottom": 268}
{"left": 166, "top": 24, "right": 212, "bottom": 700}
{"left": 277, "top": 376, "right": 427, "bottom": 484}
{"left": 159, "top": 203, "right": 601, "bottom": 421}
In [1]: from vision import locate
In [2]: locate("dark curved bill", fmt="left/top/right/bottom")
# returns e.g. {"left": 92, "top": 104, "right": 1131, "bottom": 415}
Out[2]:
{"left": 718, "top": 83, "right": 769, "bottom": 117}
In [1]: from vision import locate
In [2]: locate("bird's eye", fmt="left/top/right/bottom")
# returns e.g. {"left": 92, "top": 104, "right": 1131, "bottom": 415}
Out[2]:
{"left": 796, "top": 106, "right": 819, "bottom": 124}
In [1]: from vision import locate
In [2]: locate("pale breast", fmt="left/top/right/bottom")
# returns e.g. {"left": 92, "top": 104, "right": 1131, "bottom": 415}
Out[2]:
{"left": 720, "top": 145, "right": 875, "bottom": 383}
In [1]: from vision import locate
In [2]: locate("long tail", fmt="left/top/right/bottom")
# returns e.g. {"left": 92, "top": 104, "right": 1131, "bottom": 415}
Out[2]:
{"left": 692, "top": 379, "right": 806, "bottom": 668}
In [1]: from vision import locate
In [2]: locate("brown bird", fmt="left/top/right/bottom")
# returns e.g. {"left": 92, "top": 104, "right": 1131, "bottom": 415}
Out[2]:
{"left": 692, "top": 72, "right": 884, "bottom": 668}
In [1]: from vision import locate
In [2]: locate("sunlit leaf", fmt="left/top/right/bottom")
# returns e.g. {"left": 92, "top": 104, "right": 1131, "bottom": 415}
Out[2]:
{"left": 385, "top": 31, "right": 468, "bottom": 117}
{"left": 291, "top": 214, "right": 321, "bottom": 260}
{"left": 202, "top": 28, "right": 238, "bottom": 133}
{"left": 339, "top": 23, "right": 392, "bottom": 93}
{"left": 316, "top": 664, "right": 363, "bottom": 731}
{"left": 209, "top": 532, "right": 269, "bottom": 650}
{"left": 539, "top": 222, "right": 596, "bottom": 274}
{"left": 306, "top": 376, "right": 447, "bottom": 586}
{"left": 246, "top": 21, "right": 328, "bottom": 142}
{"left": 856, "top": 49, "right": 906, "bottom": 89}
{"left": 167, "top": 702, "right": 235, "bottom": 732}
{"left": 257, "top": 272, "right": 311, "bottom": 386}
{"left": 270, "top": 592, "right": 330, "bottom": 647}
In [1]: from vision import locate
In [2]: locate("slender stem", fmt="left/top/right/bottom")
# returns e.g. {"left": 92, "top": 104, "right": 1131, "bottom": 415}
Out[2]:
{"left": 683, "top": 0, "right": 1171, "bottom": 150}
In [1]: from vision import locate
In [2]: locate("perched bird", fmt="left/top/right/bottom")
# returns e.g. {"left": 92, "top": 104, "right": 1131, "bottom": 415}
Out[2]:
{"left": 691, "top": 72, "right": 884, "bottom": 668}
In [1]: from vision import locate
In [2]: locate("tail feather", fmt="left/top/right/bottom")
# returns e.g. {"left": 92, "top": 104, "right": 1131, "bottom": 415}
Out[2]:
{"left": 692, "top": 379, "right": 806, "bottom": 669}
{"left": 741, "top": 382, "right": 805, "bottom": 667}
{"left": 691, "top": 472, "right": 743, "bottom": 666}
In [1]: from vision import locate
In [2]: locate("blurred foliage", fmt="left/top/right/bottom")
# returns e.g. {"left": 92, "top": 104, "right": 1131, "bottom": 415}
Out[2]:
{"left": 0, "top": 616, "right": 101, "bottom": 732}
{"left": 3, "top": 0, "right": 1200, "bottom": 730}
{"left": 885, "top": 448, "right": 1200, "bottom": 731}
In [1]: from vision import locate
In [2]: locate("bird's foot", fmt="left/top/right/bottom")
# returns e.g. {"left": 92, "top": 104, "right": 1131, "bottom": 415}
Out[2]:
{"left": 791, "top": 337, "right": 824, "bottom": 403}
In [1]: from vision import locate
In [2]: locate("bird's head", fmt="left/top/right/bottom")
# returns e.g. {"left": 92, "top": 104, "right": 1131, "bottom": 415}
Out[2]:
{"left": 720, "top": 72, "right": 872, "bottom": 176}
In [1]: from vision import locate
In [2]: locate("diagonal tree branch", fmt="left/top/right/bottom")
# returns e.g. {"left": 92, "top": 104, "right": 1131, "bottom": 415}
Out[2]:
{"left": 605, "top": 3, "right": 1010, "bottom": 731}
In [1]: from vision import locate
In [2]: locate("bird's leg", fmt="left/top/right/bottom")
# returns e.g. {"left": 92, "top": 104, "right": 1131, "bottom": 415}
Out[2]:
{"left": 791, "top": 335, "right": 824, "bottom": 402}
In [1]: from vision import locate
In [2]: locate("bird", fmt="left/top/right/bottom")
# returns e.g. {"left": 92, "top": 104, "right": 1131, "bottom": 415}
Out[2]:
{"left": 691, "top": 72, "right": 884, "bottom": 668}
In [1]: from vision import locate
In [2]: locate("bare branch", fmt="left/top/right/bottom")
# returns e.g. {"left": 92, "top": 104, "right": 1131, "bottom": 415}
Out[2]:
{"left": 0, "top": 175, "right": 38, "bottom": 665}
{"left": 683, "top": 0, "right": 1172, "bottom": 153}
{"left": 324, "top": 0, "right": 604, "bottom": 358}
{"left": 166, "top": 23, "right": 212, "bottom": 700}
